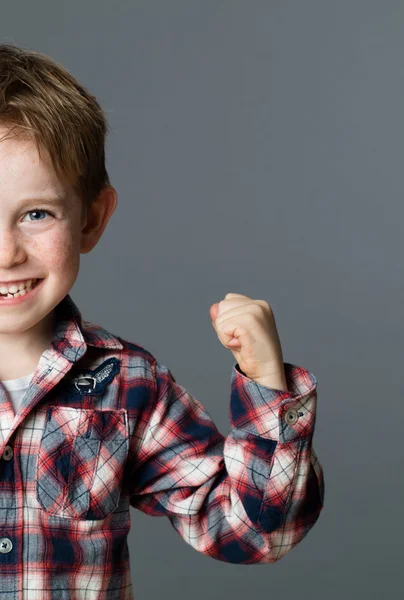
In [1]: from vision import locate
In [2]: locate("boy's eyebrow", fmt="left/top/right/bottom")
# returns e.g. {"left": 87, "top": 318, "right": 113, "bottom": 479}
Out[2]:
{"left": 19, "top": 194, "right": 67, "bottom": 205}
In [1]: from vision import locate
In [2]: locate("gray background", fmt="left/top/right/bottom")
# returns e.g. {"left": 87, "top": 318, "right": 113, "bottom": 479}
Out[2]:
{"left": 1, "top": 1, "right": 402, "bottom": 598}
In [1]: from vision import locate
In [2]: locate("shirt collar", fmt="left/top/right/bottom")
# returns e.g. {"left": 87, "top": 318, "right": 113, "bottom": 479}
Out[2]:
{"left": 50, "top": 294, "right": 123, "bottom": 362}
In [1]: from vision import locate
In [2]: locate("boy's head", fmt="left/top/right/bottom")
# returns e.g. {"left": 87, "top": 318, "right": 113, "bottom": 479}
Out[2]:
{"left": 0, "top": 43, "right": 114, "bottom": 223}
{"left": 0, "top": 44, "right": 117, "bottom": 344}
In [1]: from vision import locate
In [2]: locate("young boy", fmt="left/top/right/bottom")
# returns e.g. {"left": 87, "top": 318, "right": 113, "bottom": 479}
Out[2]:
{"left": 0, "top": 44, "right": 324, "bottom": 599}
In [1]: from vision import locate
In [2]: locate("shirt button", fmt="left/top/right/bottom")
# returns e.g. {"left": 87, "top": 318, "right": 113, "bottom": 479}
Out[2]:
{"left": 284, "top": 409, "right": 299, "bottom": 425}
{"left": 0, "top": 538, "right": 13, "bottom": 553}
{"left": 2, "top": 446, "right": 13, "bottom": 461}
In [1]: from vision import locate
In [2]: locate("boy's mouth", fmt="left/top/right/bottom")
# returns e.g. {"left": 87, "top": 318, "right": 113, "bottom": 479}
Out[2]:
{"left": 0, "top": 278, "right": 42, "bottom": 298}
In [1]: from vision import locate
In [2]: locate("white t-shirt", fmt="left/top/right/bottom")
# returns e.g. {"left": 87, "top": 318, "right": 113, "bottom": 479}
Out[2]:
{"left": 2, "top": 371, "right": 35, "bottom": 414}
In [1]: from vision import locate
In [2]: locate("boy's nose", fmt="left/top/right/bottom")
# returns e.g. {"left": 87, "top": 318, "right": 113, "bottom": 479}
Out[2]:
{"left": 0, "top": 230, "right": 27, "bottom": 267}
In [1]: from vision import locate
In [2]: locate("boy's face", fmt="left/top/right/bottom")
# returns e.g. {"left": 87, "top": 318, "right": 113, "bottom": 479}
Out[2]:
{"left": 0, "top": 125, "right": 117, "bottom": 341}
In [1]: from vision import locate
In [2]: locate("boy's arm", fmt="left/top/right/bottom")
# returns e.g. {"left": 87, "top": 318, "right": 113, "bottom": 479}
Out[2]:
{"left": 128, "top": 359, "right": 324, "bottom": 564}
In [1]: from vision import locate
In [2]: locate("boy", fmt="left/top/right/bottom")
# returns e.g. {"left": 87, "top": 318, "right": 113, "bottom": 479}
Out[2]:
{"left": 0, "top": 44, "right": 324, "bottom": 599}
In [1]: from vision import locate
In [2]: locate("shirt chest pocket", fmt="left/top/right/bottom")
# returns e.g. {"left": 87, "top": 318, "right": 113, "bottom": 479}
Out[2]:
{"left": 36, "top": 406, "right": 129, "bottom": 520}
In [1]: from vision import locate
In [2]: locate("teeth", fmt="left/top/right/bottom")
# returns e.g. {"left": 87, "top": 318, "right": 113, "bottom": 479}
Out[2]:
{"left": 0, "top": 278, "right": 39, "bottom": 298}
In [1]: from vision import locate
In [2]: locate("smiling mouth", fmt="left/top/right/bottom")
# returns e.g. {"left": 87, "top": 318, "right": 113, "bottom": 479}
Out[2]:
{"left": 0, "top": 278, "right": 42, "bottom": 298}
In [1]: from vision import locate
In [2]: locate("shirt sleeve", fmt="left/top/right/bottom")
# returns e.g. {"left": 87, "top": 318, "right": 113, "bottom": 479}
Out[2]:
{"left": 128, "top": 359, "right": 325, "bottom": 564}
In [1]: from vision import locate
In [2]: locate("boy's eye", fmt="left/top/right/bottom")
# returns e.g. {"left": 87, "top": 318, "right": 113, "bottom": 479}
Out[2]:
{"left": 23, "top": 209, "right": 55, "bottom": 222}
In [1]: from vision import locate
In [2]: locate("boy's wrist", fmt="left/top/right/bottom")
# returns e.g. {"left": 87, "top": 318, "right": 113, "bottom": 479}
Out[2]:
{"left": 252, "top": 372, "right": 288, "bottom": 392}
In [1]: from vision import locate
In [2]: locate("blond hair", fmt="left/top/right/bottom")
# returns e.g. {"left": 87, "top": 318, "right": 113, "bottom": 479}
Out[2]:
{"left": 0, "top": 44, "right": 110, "bottom": 216}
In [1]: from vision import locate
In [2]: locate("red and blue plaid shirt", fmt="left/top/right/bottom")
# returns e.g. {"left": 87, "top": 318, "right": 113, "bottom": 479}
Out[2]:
{"left": 0, "top": 293, "right": 324, "bottom": 599}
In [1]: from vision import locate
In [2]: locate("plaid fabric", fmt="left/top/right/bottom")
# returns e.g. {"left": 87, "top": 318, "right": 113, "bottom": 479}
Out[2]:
{"left": 0, "top": 294, "right": 324, "bottom": 599}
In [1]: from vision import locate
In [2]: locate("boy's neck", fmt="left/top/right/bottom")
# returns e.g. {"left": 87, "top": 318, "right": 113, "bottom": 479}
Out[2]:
{"left": 0, "top": 310, "right": 56, "bottom": 381}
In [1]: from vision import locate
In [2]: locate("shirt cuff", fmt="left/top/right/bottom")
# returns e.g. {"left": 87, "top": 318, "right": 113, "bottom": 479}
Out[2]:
{"left": 229, "top": 362, "right": 318, "bottom": 443}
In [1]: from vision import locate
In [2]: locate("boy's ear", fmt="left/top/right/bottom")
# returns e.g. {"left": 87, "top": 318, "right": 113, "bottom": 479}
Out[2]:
{"left": 80, "top": 186, "right": 118, "bottom": 254}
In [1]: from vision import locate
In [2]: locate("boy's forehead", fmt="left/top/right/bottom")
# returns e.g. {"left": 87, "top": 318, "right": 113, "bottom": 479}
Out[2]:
{"left": 0, "top": 127, "right": 46, "bottom": 166}
{"left": 0, "top": 128, "right": 69, "bottom": 198}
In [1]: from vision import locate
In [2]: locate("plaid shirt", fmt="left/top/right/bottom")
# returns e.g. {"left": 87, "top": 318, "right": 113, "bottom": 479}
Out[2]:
{"left": 0, "top": 293, "right": 324, "bottom": 599}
